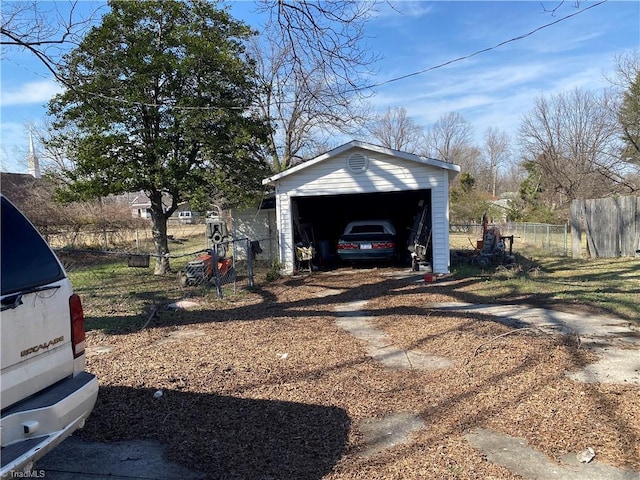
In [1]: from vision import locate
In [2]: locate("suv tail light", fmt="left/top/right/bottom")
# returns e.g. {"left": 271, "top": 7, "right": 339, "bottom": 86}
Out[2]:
{"left": 69, "top": 294, "right": 86, "bottom": 358}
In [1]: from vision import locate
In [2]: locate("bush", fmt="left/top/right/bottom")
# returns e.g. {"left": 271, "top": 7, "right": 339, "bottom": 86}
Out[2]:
{"left": 265, "top": 259, "right": 283, "bottom": 282}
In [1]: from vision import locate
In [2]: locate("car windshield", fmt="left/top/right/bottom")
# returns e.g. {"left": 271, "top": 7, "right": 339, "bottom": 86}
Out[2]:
{"left": 1, "top": 197, "right": 65, "bottom": 296}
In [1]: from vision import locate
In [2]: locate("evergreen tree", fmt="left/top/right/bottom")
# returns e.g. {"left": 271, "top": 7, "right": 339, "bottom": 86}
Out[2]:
{"left": 619, "top": 70, "right": 640, "bottom": 166}
{"left": 47, "top": 0, "right": 272, "bottom": 273}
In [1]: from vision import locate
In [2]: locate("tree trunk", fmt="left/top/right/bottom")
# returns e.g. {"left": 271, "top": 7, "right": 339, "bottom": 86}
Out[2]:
{"left": 149, "top": 192, "right": 171, "bottom": 274}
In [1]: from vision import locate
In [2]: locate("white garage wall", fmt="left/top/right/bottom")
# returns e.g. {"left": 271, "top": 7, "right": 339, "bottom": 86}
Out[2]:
{"left": 430, "top": 169, "right": 452, "bottom": 274}
{"left": 265, "top": 142, "right": 459, "bottom": 274}
{"left": 275, "top": 192, "right": 294, "bottom": 270}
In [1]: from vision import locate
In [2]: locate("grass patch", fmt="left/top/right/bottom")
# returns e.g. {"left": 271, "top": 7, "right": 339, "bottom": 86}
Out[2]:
{"left": 64, "top": 223, "right": 639, "bottom": 335}
{"left": 60, "top": 226, "right": 254, "bottom": 334}
{"left": 450, "top": 248, "right": 640, "bottom": 322}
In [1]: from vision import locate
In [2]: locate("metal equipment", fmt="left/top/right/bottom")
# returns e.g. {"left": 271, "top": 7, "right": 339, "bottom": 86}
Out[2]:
{"left": 408, "top": 199, "right": 432, "bottom": 271}
{"left": 474, "top": 214, "right": 515, "bottom": 268}
{"left": 178, "top": 206, "right": 234, "bottom": 287}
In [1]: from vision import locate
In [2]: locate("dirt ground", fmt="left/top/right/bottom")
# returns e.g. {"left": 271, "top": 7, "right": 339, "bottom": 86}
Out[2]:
{"left": 81, "top": 268, "right": 639, "bottom": 480}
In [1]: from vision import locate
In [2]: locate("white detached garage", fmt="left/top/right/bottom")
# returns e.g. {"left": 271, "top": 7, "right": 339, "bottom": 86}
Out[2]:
{"left": 262, "top": 140, "right": 460, "bottom": 274}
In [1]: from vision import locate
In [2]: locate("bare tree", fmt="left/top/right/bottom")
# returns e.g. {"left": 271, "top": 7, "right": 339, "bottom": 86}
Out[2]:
{"left": 421, "top": 112, "right": 475, "bottom": 162}
{"left": 518, "top": 88, "right": 626, "bottom": 204}
{"left": 1, "top": 1, "right": 104, "bottom": 87}
{"left": 483, "top": 127, "right": 511, "bottom": 196}
{"left": 421, "top": 112, "right": 483, "bottom": 190}
{"left": 607, "top": 50, "right": 639, "bottom": 90}
{"left": 367, "top": 107, "right": 423, "bottom": 153}
{"left": 256, "top": 0, "right": 378, "bottom": 90}
{"left": 26, "top": 120, "right": 78, "bottom": 175}
{"left": 250, "top": 34, "right": 370, "bottom": 172}
{"left": 252, "top": 1, "right": 378, "bottom": 171}
{"left": 500, "top": 160, "right": 526, "bottom": 195}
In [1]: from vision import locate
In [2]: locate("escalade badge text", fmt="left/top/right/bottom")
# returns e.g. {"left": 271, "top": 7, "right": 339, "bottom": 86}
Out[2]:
{"left": 21, "top": 336, "right": 64, "bottom": 357}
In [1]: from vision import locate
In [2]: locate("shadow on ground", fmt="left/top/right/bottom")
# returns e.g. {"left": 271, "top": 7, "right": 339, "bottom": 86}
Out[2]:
{"left": 78, "top": 385, "right": 350, "bottom": 480}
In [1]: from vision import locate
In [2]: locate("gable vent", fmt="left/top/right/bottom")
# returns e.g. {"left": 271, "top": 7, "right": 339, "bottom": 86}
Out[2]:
{"left": 347, "top": 152, "right": 368, "bottom": 173}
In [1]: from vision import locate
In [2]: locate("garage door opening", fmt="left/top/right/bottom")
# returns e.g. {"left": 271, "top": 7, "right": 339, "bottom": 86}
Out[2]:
{"left": 292, "top": 189, "right": 432, "bottom": 269}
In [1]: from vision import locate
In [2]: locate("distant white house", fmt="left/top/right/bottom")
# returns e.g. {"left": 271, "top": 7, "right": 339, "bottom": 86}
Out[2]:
{"left": 130, "top": 193, "right": 194, "bottom": 221}
{"left": 131, "top": 193, "right": 153, "bottom": 219}
{"left": 261, "top": 140, "right": 460, "bottom": 274}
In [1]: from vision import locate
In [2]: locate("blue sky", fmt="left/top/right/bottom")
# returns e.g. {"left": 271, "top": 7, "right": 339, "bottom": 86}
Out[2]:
{"left": 1, "top": 0, "right": 638, "bottom": 173}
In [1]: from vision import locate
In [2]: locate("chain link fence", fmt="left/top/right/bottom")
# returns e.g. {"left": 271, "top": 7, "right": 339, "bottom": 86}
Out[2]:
{"left": 450, "top": 222, "right": 570, "bottom": 256}
{"left": 55, "top": 233, "right": 279, "bottom": 327}
{"left": 51, "top": 220, "right": 569, "bottom": 324}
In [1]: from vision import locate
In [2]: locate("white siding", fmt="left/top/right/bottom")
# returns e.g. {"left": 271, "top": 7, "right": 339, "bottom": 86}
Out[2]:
{"left": 276, "top": 192, "right": 296, "bottom": 272}
{"left": 277, "top": 152, "right": 443, "bottom": 197}
{"left": 430, "top": 170, "right": 451, "bottom": 274}
{"left": 270, "top": 145, "right": 458, "bottom": 274}
{"left": 231, "top": 208, "right": 278, "bottom": 261}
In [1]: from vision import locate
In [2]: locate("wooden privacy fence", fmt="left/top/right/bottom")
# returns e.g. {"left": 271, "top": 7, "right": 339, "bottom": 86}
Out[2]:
{"left": 570, "top": 196, "right": 640, "bottom": 258}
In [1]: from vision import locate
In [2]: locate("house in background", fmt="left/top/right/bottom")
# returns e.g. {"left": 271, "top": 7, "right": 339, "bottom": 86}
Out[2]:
{"left": 131, "top": 193, "right": 153, "bottom": 219}
{"left": 490, "top": 192, "right": 517, "bottom": 222}
{"left": 261, "top": 140, "right": 460, "bottom": 274}
{"left": 130, "top": 193, "right": 203, "bottom": 223}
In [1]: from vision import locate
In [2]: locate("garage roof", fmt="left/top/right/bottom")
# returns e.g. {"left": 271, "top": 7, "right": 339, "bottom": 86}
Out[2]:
{"left": 262, "top": 140, "right": 460, "bottom": 186}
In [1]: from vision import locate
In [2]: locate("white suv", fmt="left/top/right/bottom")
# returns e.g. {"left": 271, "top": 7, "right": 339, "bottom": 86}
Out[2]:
{"left": 1, "top": 195, "right": 98, "bottom": 476}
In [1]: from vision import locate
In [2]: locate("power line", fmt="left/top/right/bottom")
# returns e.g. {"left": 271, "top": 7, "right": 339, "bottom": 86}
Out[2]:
{"left": 85, "top": 0, "right": 609, "bottom": 111}
{"left": 3, "top": 0, "right": 610, "bottom": 111}
{"left": 353, "top": 0, "right": 609, "bottom": 92}
{"left": 102, "top": 0, "right": 609, "bottom": 108}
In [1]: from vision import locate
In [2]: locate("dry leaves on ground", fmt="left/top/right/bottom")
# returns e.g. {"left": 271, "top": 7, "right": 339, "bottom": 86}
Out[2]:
{"left": 81, "top": 268, "right": 639, "bottom": 480}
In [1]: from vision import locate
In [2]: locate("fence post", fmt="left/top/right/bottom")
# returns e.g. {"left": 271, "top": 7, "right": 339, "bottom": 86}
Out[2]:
{"left": 247, "top": 239, "right": 255, "bottom": 288}
{"left": 570, "top": 200, "right": 582, "bottom": 258}
{"left": 546, "top": 224, "right": 550, "bottom": 250}
{"left": 102, "top": 225, "right": 108, "bottom": 250}
{"left": 212, "top": 247, "right": 223, "bottom": 299}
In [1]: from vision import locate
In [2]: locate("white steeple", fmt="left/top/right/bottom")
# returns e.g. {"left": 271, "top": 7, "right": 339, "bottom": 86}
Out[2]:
{"left": 27, "top": 130, "right": 41, "bottom": 179}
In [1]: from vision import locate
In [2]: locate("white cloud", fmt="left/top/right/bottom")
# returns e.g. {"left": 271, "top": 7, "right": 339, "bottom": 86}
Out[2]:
{"left": 368, "top": 34, "right": 622, "bottom": 145}
{"left": 0, "top": 80, "right": 63, "bottom": 106}
{"left": 373, "top": 1, "right": 435, "bottom": 22}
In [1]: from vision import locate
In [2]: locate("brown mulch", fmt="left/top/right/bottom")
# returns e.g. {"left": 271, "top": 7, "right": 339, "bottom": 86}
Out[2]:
{"left": 81, "top": 269, "right": 640, "bottom": 480}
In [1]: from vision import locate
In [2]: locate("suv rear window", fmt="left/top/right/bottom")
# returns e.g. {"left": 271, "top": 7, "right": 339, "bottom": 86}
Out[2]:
{"left": 1, "top": 197, "right": 65, "bottom": 296}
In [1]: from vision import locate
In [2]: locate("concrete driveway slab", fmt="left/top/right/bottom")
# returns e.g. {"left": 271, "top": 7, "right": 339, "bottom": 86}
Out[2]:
{"left": 35, "top": 436, "right": 205, "bottom": 480}
{"left": 335, "top": 300, "right": 453, "bottom": 370}
{"left": 466, "top": 427, "right": 639, "bottom": 480}
{"left": 431, "top": 302, "right": 640, "bottom": 385}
